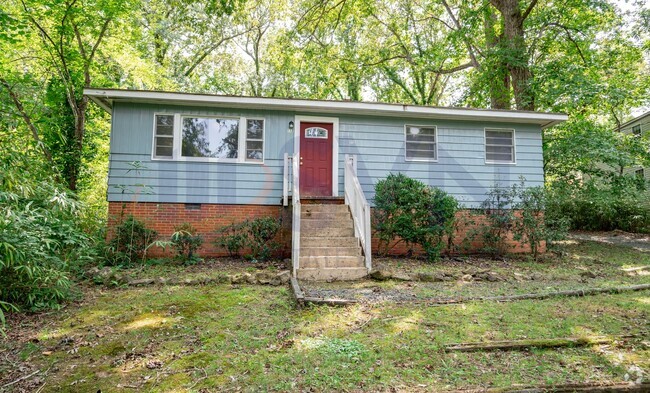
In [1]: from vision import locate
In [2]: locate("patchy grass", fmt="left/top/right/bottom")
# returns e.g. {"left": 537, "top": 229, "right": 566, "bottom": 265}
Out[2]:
{"left": 0, "top": 239, "right": 648, "bottom": 392}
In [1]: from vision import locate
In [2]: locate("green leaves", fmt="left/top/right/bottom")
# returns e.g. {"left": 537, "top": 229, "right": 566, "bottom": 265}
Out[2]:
{"left": 373, "top": 173, "right": 459, "bottom": 261}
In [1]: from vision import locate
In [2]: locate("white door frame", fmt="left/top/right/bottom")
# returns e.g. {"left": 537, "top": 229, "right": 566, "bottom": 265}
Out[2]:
{"left": 294, "top": 115, "right": 339, "bottom": 197}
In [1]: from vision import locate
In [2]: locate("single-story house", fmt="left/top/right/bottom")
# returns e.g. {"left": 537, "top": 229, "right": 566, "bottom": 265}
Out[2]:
{"left": 618, "top": 111, "right": 650, "bottom": 191}
{"left": 85, "top": 88, "right": 567, "bottom": 280}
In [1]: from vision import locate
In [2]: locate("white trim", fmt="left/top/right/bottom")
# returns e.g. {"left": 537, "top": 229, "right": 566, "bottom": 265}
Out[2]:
{"left": 404, "top": 124, "right": 438, "bottom": 162}
{"left": 484, "top": 127, "right": 517, "bottom": 165}
{"left": 86, "top": 88, "right": 568, "bottom": 128}
{"left": 294, "top": 115, "right": 340, "bottom": 197}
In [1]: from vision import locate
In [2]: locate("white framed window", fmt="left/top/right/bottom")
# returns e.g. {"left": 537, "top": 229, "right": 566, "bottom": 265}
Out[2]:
{"left": 635, "top": 168, "right": 644, "bottom": 178}
{"left": 153, "top": 114, "right": 175, "bottom": 158}
{"left": 151, "top": 114, "right": 264, "bottom": 164}
{"left": 405, "top": 125, "right": 437, "bottom": 161}
{"left": 245, "top": 119, "right": 265, "bottom": 162}
{"left": 485, "top": 128, "right": 516, "bottom": 164}
{"left": 632, "top": 125, "right": 641, "bottom": 136}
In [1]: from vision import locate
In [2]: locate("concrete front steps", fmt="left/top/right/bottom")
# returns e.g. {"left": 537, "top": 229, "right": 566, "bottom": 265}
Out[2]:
{"left": 296, "top": 202, "right": 368, "bottom": 281}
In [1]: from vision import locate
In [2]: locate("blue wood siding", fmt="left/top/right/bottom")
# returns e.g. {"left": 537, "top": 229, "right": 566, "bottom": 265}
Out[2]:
{"left": 108, "top": 103, "right": 544, "bottom": 207}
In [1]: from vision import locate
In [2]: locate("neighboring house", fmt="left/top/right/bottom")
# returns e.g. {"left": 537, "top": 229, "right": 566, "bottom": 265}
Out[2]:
{"left": 618, "top": 111, "right": 650, "bottom": 186}
{"left": 85, "top": 88, "right": 567, "bottom": 280}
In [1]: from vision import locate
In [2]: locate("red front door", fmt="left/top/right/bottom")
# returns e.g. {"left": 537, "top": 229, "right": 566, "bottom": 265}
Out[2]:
{"left": 299, "top": 122, "right": 333, "bottom": 197}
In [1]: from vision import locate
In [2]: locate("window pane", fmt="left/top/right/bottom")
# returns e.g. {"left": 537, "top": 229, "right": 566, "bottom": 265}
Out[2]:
{"left": 154, "top": 136, "right": 173, "bottom": 157}
{"left": 246, "top": 149, "right": 263, "bottom": 161}
{"left": 182, "top": 117, "right": 239, "bottom": 159}
{"left": 247, "top": 119, "right": 264, "bottom": 139}
{"left": 487, "top": 145, "right": 513, "bottom": 154}
{"left": 486, "top": 130, "right": 512, "bottom": 139}
{"left": 156, "top": 115, "right": 174, "bottom": 136}
{"left": 486, "top": 137, "right": 513, "bottom": 145}
{"left": 486, "top": 152, "right": 513, "bottom": 161}
{"left": 406, "top": 147, "right": 437, "bottom": 159}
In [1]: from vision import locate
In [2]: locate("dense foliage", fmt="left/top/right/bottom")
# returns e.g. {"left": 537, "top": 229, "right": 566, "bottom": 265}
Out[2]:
{"left": 374, "top": 173, "right": 459, "bottom": 261}
{"left": 214, "top": 217, "right": 282, "bottom": 260}
{"left": 0, "top": 139, "right": 93, "bottom": 318}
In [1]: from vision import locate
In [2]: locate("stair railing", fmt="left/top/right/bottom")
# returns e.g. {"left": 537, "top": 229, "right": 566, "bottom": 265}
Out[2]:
{"left": 344, "top": 154, "right": 372, "bottom": 271}
{"left": 291, "top": 153, "right": 301, "bottom": 276}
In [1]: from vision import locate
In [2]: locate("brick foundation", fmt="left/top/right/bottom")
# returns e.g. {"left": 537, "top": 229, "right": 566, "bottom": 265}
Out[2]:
{"left": 107, "top": 202, "right": 291, "bottom": 257}
{"left": 107, "top": 202, "right": 543, "bottom": 258}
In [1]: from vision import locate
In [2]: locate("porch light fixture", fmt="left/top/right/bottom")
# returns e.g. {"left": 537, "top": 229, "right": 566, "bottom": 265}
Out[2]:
{"left": 288, "top": 121, "right": 294, "bottom": 133}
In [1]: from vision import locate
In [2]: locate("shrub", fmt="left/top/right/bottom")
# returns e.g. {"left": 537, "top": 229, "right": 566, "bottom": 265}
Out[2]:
{"left": 474, "top": 185, "right": 516, "bottom": 257}
{"left": 214, "top": 222, "right": 248, "bottom": 257}
{"left": 0, "top": 182, "right": 91, "bottom": 311}
{"left": 247, "top": 217, "right": 281, "bottom": 260}
{"left": 374, "top": 173, "right": 458, "bottom": 261}
{"left": 546, "top": 184, "right": 650, "bottom": 234}
{"left": 214, "top": 217, "right": 282, "bottom": 260}
{"left": 170, "top": 223, "right": 203, "bottom": 263}
{"left": 106, "top": 215, "right": 157, "bottom": 266}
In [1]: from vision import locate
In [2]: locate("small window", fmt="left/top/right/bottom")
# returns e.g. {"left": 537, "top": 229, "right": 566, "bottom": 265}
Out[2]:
{"left": 635, "top": 168, "right": 644, "bottom": 178}
{"left": 154, "top": 114, "right": 174, "bottom": 158}
{"left": 181, "top": 116, "right": 239, "bottom": 159}
{"left": 485, "top": 128, "right": 515, "bottom": 163}
{"left": 305, "top": 127, "right": 328, "bottom": 138}
{"left": 405, "top": 125, "right": 437, "bottom": 161}
{"left": 632, "top": 125, "right": 641, "bottom": 136}
{"left": 245, "top": 119, "right": 264, "bottom": 162}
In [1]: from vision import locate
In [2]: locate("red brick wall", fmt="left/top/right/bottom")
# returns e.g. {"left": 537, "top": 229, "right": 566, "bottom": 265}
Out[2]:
{"left": 107, "top": 202, "right": 290, "bottom": 257}
{"left": 107, "top": 202, "right": 543, "bottom": 258}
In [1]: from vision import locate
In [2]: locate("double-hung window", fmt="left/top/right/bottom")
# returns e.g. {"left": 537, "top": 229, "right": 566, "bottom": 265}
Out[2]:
{"left": 405, "top": 125, "right": 437, "bottom": 161}
{"left": 152, "top": 114, "right": 264, "bottom": 163}
{"left": 153, "top": 114, "right": 175, "bottom": 158}
{"left": 485, "top": 128, "right": 515, "bottom": 164}
{"left": 632, "top": 125, "right": 641, "bottom": 136}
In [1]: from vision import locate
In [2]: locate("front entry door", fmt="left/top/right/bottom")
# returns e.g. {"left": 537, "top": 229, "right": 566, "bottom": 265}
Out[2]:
{"left": 299, "top": 122, "right": 333, "bottom": 197}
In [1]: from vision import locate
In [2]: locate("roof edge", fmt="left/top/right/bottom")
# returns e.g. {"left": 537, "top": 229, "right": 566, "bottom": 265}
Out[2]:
{"left": 84, "top": 88, "right": 568, "bottom": 127}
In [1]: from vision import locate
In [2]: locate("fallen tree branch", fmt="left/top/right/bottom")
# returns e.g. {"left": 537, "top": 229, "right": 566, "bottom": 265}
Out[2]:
{"left": 1, "top": 370, "right": 40, "bottom": 389}
{"left": 444, "top": 333, "right": 646, "bottom": 352}
{"left": 415, "top": 284, "right": 650, "bottom": 305}
{"left": 303, "top": 296, "right": 358, "bottom": 306}
{"left": 445, "top": 382, "right": 650, "bottom": 392}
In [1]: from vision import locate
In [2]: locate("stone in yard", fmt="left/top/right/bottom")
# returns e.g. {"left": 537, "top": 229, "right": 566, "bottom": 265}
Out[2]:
{"left": 276, "top": 270, "right": 291, "bottom": 284}
{"left": 230, "top": 273, "right": 251, "bottom": 285}
{"left": 256, "top": 271, "right": 275, "bottom": 285}
{"left": 369, "top": 269, "right": 392, "bottom": 281}
{"left": 245, "top": 273, "right": 257, "bottom": 284}
{"left": 157, "top": 277, "right": 167, "bottom": 285}
{"left": 485, "top": 272, "right": 502, "bottom": 282}
{"left": 86, "top": 267, "right": 100, "bottom": 279}
{"left": 580, "top": 271, "right": 597, "bottom": 279}
{"left": 461, "top": 274, "right": 474, "bottom": 282}
{"left": 392, "top": 272, "right": 413, "bottom": 281}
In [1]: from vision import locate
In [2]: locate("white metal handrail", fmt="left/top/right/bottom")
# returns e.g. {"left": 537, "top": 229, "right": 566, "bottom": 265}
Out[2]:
{"left": 283, "top": 153, "right": 291, "bottom": 206}
{"left": 291, "top": 153, "right": 301, "bottom": 276}
{"left": 344, "top": 154, "right": 372, "bottom": 271}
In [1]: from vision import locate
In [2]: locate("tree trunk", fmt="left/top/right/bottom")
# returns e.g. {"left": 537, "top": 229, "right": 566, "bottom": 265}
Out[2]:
{"left": 484, "top": 6, "right": 511, "bottom": 109}
{"left": 491, "top": 0, "right": 536, "bottom": 110}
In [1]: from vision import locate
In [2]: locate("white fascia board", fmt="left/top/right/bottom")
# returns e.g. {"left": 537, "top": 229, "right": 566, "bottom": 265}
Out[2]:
{"left": 84, "top": 88, "right": 568, "bottom": 127}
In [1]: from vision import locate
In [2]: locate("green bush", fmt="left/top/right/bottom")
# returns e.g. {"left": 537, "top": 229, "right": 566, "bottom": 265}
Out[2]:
{"left": 474, "top": 185, "right": 516, "bottom": 257}
{"left": 247, "top": 217, "right": 282, "bottom": 260}
{"left": 214, "top": 217, "right": 282, "bottom": 261}
{"left": 373, "top": 173, "right": 458, "bottom": 261}
{"left": 0, "top": 182, "right": 91, "bottom": 312}
{"left": 546, "top": 184, "right": 650, "bottom": 234}
{"left": 214, "top": 222, "right": 248, "bottom": 257}
{"left": 106, "top": 215, "right": 158, "bottom": 266}
{"left": 170, "top": 223, "right": 203, "bottom": 263}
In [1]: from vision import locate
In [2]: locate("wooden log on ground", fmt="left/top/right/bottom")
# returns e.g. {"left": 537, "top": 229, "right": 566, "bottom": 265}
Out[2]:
{"left": 303, "top": 296, "right": 358, "bottom": 306}
{"left": 621, "top": 266, "right": 650, "bottom": 272}
{"left": 445, "top": 382, "right": 650, "bottom": 392}
{"left": 415, "top": 284, "right": 650, "bottom": 306}
{"left": 444, "top": 333, "right": 645, "bottom": 352}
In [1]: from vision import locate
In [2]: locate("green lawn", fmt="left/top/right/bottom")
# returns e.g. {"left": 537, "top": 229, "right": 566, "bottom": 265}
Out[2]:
{"left": 1, "top": 239, "right": 648, "bottom": 392}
